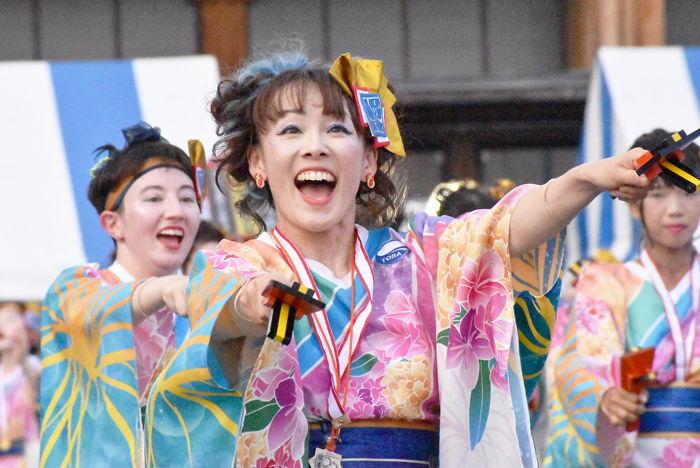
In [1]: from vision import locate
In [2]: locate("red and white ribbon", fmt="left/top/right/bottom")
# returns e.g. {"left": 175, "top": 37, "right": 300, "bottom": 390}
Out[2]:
{"left": 641, "top": 249, "right": 699, "bottom": 381}
{"left": 271, "top": 226, "right": 374, "bottom": 419}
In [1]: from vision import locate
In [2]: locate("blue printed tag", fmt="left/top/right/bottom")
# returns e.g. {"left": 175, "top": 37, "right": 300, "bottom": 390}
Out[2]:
{"left": 359, "top": 93, "right": 387, "bottom": 138}
{"left": 196, "top": 167, "right": 205, "bottom": 196}
{"left": 354, "top": 87, "right": 390, "bottom": 146}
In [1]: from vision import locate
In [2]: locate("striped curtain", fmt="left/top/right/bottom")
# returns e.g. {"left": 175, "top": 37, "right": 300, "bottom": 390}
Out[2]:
{"left": 0, "top": 56, "right": 220, "bottom": 300}
{"left": 570, "top": 46, "right": 700, "bottom": 264}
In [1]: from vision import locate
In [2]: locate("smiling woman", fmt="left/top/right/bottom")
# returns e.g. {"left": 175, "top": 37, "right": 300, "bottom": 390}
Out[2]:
{"left": 40, "top": 54, "right": 651, "bottom": 467}
{"left": 144, "top": 50, "right": 652, "bottom": 468}
{"left": 39, "top": 122, "right": 204, "bottom": 467}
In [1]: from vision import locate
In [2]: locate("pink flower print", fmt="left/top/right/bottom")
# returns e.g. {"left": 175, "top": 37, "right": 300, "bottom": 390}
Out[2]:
{"left": 477, "top": 291, "right": 511, "bottom": 390}
{"left": 652, "top": 334, "right": 677, "bottom": 384}
{"left": 476, "top": 292, "right": 510, "bottom": 365}
{"left": 445, "top": 305, "right": 497, "bottom": 390}
{"left": 133, "top": 307, "right": 174, "bottom": 396}
{"left": 655, "top": 438, "right": 700, "bottom": 468}
{"left": 456, "top": 250, "right": 508, "bottom": 311}
{"left": 204, "top": 249, "right": 260, "bottom": 276}
{"left": 347, "top": 376, "right": 390, "bottom": 419}
{"left": 250, "top": 348, "right": 298, "bottom": 401}
{"left": 490, "top": 362, "right": 509, "bottom": 391}
{"left": 256, "top": 440, "right": 302, "bottom": 468}
{"left": 574, "top": 293, "right": 608, "bottom": 335}
{"left": 267, "top": 377, "right": 307, "bottom": 460}
{"left": 367, "top": 292, "right": 430, "bottom": 361}
{"left": 581, "top": 355, "right": 617, "bottom": 387}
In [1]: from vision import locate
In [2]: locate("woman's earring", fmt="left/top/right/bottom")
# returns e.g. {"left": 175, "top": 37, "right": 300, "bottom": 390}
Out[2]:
{"left": 255, "top": 173, "right": 265, "bottom": 188}
{"left": 366, "top": 173, "right": 375, "bottom": 189}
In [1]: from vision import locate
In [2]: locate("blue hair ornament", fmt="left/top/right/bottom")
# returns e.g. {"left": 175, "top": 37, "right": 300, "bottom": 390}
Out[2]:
{"left": 122, "top": 121, "right": 168, "bottom": 147}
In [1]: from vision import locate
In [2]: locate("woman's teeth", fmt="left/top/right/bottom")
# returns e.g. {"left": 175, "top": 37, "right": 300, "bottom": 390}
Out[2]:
{"left": 160, "top": 228, "right": 183, "bottom": 236}
{"left": 294, "top": 171, "right": 336, "bottom": 199}
{"left": 158, "top": 228, "right": 184, "bottom": 244}
{"left": 295, "top": 171, "right": 336, "bottom": 183}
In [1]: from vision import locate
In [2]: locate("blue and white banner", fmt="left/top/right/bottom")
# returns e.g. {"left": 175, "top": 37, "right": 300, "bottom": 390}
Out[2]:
{"left": 570, "top": 46, "right": 700, "bottom": 264}
{"left": 0, "top": 56, "right": 220, "bottom": 300}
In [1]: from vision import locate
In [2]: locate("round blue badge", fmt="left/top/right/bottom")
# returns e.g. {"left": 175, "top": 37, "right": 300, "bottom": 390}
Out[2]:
{"left": 376, "top": 240, "right": 409, "bottom": 265}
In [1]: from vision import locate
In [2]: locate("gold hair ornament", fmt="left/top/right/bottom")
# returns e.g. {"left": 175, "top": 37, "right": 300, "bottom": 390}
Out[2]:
{"left": 329, "top": 53, "right": 405, "bottom": 157}
{"left": 188, "top": 139, "right": 206, "bottom": 211}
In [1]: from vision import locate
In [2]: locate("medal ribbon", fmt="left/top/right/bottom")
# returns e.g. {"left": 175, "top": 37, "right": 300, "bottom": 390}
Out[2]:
{"left": 271, "top": 227, "right": 374, "bottom": 419}
{"left": 640, "top": 249, "right": 699, "bottom": 381}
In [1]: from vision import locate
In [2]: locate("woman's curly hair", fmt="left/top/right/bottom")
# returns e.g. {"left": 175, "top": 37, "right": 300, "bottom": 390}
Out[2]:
{"left": 210, "top": 51, "right": 404, "bottom": 234}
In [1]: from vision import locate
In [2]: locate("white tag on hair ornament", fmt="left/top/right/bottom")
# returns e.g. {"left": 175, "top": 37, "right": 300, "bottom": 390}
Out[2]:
{"left": 352, "top": 86, "right": 390, "bottom": 148}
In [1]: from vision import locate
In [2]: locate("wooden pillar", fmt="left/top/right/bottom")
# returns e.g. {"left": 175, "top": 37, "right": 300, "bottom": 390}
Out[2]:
{"left": 625, "top": 0, "right": 665, "bottom": 46}
{"left": 442, "top": 135, "right": 481, "bottom": 182}
{"left": 567, "top": 0, "right": 665, "bottom": 70}
{"left": 567, "top": 0, "right": 599, "bottom": 70}
{"left": 193, "top": 0, "right": 248, "bottom": 76}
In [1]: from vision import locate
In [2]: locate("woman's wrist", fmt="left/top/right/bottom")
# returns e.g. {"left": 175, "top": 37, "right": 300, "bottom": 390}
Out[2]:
{"left": 546, "top": 165, "right": 603, "bottom": 224}
{"left": 131, "top": 277, "right": 164, "bottom": 325}
{"left": 565, "top": 163, "right": 605, "bottom": 198}
{"left": 223, "top": 273, "right": 269, "bottom": 335}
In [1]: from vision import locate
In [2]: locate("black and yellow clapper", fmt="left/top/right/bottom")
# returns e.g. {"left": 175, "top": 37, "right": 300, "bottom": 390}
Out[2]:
{"left": 261, "top": 280, "right": 325, "bottom": 345}
{"left": 636, "top": 127, "right": 700, "bottom": 193}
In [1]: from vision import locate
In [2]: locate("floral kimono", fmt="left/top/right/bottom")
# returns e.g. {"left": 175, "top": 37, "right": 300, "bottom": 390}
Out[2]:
{"left": 41, "top": 263, "right": 180, "bottom": 467}
{"left": 545, "top": 258, "right": 700, "bottom": 468}
{"left": 41, "top": 184, "right": 563, "bottom": 468}
{"left": 153, "top": 184, "right": 562, "bottom": 468}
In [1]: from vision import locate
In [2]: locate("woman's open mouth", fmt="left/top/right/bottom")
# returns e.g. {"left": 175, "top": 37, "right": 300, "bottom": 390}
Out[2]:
{"left": 294, "top": 170, "right": 337, "bottom": 201}
{"left": 157, "top": 227, "right": 185, "bottom": 249}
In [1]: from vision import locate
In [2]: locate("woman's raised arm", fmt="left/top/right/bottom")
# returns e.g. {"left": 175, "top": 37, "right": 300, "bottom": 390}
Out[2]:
{"left": 509, "top": 147, "right": 650, "bottom": 258}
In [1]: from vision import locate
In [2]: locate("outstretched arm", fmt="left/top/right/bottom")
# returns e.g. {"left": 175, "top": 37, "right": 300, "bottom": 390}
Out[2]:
{"left": 509, "top": 148, "right": 649, "bottom": 258}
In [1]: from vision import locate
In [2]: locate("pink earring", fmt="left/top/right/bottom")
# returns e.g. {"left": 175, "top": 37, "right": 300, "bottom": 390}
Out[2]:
{"left": 366, "top": 173, "right": 375, "bottom": 189}
{"left": 255, "top": 173, "right": 265, "bottom": 188}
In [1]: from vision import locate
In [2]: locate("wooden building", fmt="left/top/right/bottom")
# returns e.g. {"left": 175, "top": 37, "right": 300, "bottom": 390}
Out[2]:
{"left": 1, "top": 0, "right": 698, "bottom": 201}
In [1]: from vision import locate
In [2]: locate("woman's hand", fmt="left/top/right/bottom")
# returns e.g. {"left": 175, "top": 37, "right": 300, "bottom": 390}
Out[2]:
{"left": 600, "top": 386, "right": 647, "bottom": 426}
{"left": 132, "top": 275, "right": 189, "bottom": 326}
{"left": 160, "top": 276, "right": 190, "bottom": 317}
{"left": 233, "top": 275, "right": 283, "bottom": 327}
{"left": 591, "top": 147, "right": 650, "bottom": 202}
{"left": 216, "top": 273, "right": 293, "bottom": 338}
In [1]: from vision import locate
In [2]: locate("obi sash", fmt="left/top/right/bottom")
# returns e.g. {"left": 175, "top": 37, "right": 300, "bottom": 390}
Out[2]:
{"left": 308, "top": 425, "right": 438, "bottom": 467}
{"left": 638, "top": 383, "right": 700, "bottom": 437}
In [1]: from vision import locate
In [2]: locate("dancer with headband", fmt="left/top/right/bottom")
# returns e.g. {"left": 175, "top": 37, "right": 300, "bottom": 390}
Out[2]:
{"left": 40, "top": 123, "right": 201, "bottom": 467}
